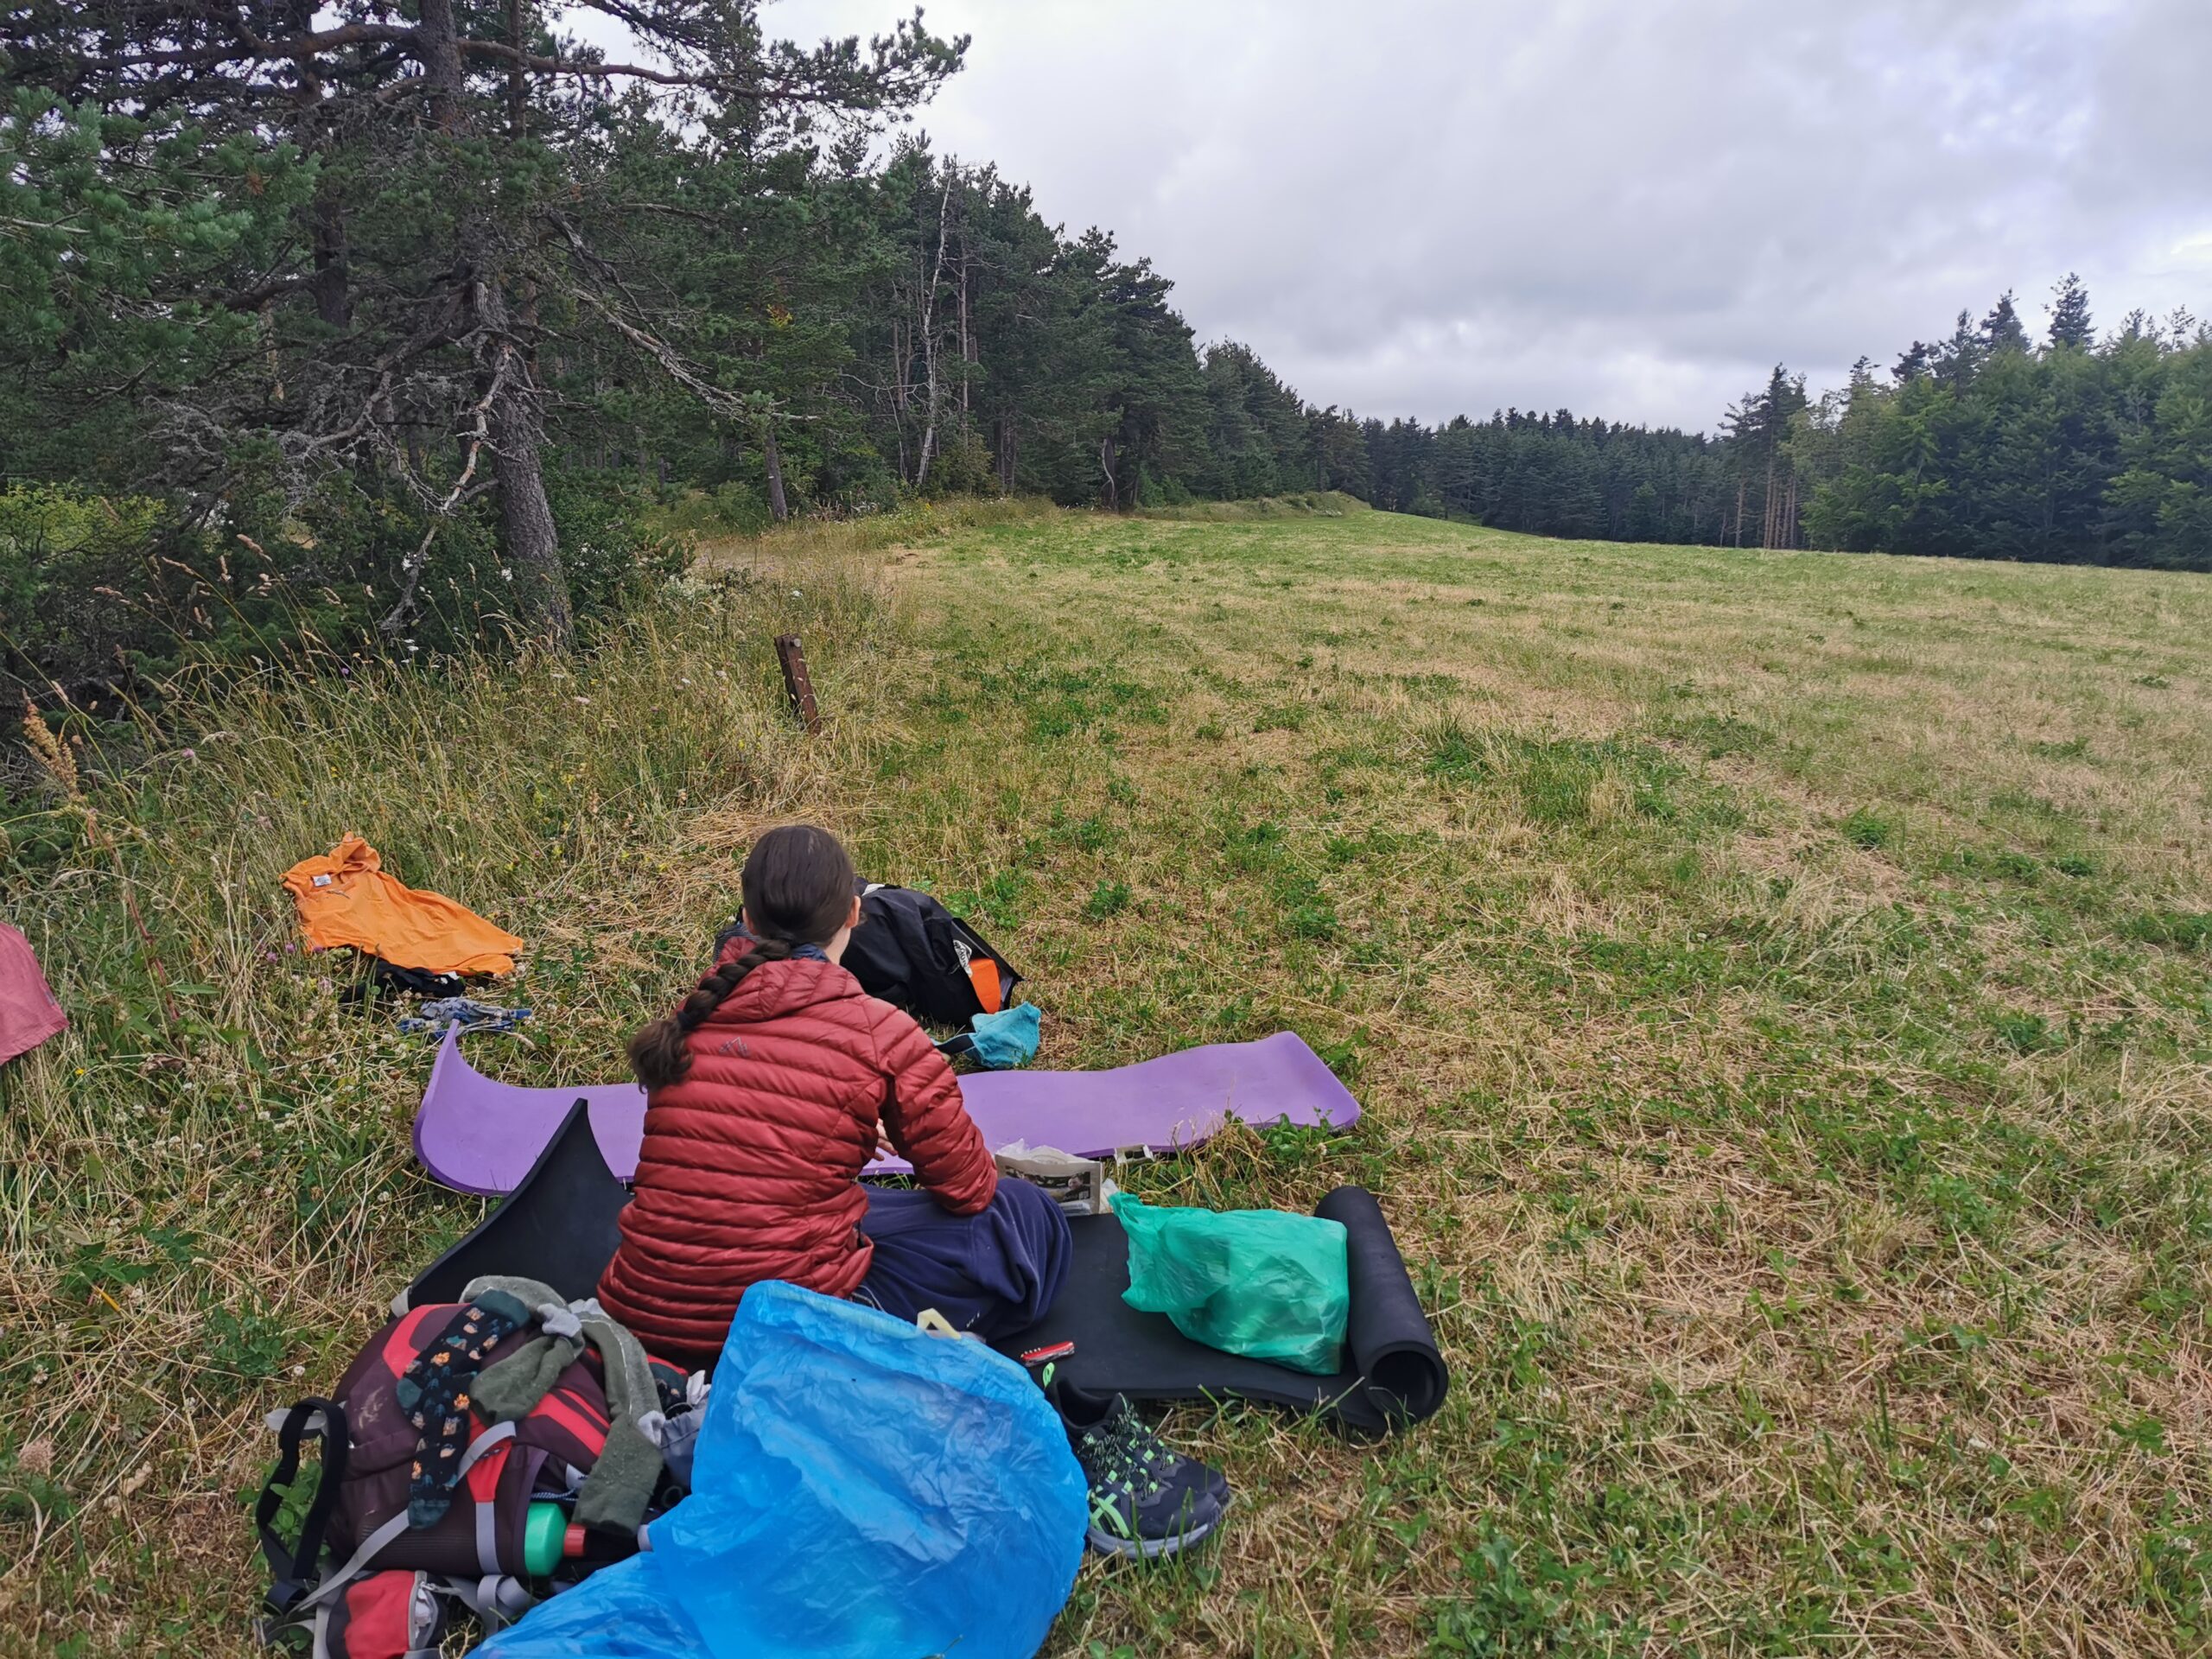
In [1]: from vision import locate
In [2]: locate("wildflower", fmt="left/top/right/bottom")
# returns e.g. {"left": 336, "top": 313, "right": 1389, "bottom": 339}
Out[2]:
{"left": 20, "top": 702, "right": 79, "bottom": 799}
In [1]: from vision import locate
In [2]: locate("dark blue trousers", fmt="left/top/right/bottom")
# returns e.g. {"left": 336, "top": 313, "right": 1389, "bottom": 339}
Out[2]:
{"left": 856, "top": 1178, "right": 1071, "bottom": 1340}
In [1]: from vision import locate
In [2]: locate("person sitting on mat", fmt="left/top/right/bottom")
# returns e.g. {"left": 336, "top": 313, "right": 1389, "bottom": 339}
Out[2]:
{"left": 597, "top": 822, "right": 1229, "bottom": 1559}
{"left": 597, "top": 822, "right": 1068, "bottom": 1362}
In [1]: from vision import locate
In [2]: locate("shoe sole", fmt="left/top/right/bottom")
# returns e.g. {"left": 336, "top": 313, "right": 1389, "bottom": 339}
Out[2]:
{"left": 1085, "top": 1516, "right": 1220, "bottom": 1560}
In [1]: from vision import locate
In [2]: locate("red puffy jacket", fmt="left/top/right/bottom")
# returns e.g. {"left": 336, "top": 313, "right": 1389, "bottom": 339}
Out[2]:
{"left": 595, "top": 951, "right": 998, "bottom": 1365}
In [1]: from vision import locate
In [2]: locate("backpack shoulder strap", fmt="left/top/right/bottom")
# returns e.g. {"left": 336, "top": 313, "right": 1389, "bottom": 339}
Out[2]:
{"left": 257, "top": 1398, "right": 348, "bottom": 1615}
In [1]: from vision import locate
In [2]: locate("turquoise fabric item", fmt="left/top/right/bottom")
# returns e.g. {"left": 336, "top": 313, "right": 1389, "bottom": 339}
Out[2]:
{"left": 938, "top": 1002, "right": 1040, "bottom": 1069}
{"left": 966, "top": 1003, "right": 1040, "bottom": 1069}
{"left": 1116, "top": 1194, "right": 1351, "bottom": 1376}
{"left": 478, "top": 1281, "right": 1086, "bottom": 1659}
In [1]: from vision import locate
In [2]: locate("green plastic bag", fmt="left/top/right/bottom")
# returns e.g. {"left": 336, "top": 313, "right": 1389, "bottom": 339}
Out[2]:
{"left": 1115, "top": 1194, "right": 1350, "bottom": 1376}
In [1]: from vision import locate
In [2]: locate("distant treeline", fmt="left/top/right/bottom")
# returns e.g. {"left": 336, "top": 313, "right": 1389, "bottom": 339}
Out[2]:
{"left": 1349, "top": 283, "right": 2212, "bottom": 572}
{"left": 3, "top": 0, "right": 2204, "bottom": 697}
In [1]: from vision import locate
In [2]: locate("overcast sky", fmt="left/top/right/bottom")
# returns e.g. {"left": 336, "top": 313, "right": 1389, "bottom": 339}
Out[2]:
{"left": 760, "top": 0, "right": 2212, "bottom": 432}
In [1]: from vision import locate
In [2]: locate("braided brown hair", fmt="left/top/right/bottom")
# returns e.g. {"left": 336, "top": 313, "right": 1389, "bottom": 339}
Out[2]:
{"left": 627, "top": 823, "right": 856, "bottom": 1088}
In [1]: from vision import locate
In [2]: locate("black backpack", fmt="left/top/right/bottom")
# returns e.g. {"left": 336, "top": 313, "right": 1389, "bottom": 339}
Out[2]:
{"left": 715, "top": 880, "right": 1022, "bottom": 1028}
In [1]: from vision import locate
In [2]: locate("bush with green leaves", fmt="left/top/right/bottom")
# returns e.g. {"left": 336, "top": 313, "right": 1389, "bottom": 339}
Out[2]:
{"left": 3, "top": 470, "right": 692, "bottom": 706}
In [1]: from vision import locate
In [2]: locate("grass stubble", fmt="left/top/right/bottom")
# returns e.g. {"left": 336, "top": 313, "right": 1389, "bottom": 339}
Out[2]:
{"left": 3, "top": 497, "right": 2209, "bottom": 1656}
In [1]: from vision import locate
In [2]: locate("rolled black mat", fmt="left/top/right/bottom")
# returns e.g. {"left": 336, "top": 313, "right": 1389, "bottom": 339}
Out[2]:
{"left": 395, "top": 1127, "right": 1450, "bottom": 1436}
{"left": 1318, "top": 1185, "right": 1451, "bottom": 1425}
{"left": 990, "top": 1184, "right": 1448, "bottom": 1436}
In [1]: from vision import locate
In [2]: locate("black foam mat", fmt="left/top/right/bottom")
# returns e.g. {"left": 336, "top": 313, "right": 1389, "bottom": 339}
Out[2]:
{"left": 404, "top": 1100, "right": 631, "bottom": 1310}
{"left": 990, "top": 1185, "right": 1448, "bottom": 1436}
{"left": 397, "top": 1115, "right": 1449, "bottom": 1438}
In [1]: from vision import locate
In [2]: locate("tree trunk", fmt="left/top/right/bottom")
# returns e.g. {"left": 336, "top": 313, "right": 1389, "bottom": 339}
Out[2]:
{"left": 957, "top": 235, "right": 971, "bottom": 416}
{"left": 914, "top": 175, "right": 952, "bottom": 488}
{"left": 505, "top": 0, "right": 529, "bottom": 138}
{"left": 418, "top": 0, "right": 462, "bottom": 128}
{"left": 889, "top": 317, "right": 912, "bottom": 482}
{"left": 506, "top": 0, "right": 539, "bottom": 372}
{"left": 308, "top": 197, "right": 351, "bottom": 328}
{"left": 420, "top": 0, "right": 569, "bottom": 645}
{"left": 285, "top": 0, "right": 353, "bottom": 330}
{"left": 762, "top": 422, "right": 789, "bottom": 522}
{"left": 1099, "top": 433, "right": 1119, "bottom": 510}
{"left": 490, "top": 365, "right": 571, "bottom": 645}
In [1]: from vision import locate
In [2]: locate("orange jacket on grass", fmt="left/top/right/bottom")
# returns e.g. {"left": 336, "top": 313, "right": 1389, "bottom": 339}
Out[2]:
{"left": 281, "top": 835, "right": 523, "bottom": 976}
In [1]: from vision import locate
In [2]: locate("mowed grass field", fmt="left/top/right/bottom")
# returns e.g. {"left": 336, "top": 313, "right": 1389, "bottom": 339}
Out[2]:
{"left": 4, "top": 498, "right": 2211, "bottom": 1656}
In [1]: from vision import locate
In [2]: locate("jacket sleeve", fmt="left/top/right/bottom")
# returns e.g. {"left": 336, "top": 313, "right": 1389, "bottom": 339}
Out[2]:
{"left": 875, "top": 1007, "right": 998, "bottom": 1216}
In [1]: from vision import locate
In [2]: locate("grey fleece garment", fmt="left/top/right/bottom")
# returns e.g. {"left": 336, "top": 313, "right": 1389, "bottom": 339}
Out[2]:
{"left": 462, "top": 1274, "right": 664, "bottom": 1535}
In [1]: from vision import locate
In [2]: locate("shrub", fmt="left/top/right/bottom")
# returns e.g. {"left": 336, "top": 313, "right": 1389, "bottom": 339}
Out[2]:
{"left": 0, "top": 485, "right": 179, "bottom": 700}
{"left": 2, "top": 467, "right": 687, "bottom": 702}
{"left": 542, "top": 467, "right": 690, "bottom": 632}
{"left": 648, "top": 481, "right": 773, "bottom": 541}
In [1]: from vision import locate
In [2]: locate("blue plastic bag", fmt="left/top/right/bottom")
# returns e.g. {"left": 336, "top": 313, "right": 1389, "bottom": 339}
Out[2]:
{"left": 471, "top": 1558, "right": 702, "bottom": 1657}
{"left": 479, "top": 1281, "right": 1087, "bottom": 1659}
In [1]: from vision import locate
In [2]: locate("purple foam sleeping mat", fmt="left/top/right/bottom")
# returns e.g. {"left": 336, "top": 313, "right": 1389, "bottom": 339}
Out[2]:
{"left": 993, "top": 1186, "right": 1450, "bottom": 1437}
{"left": 412, "top": 1024, "right": 1363, "bottom": 1196}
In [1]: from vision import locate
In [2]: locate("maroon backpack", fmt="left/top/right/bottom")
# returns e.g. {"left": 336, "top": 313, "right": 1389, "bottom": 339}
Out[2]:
{"left": 257, "top": 1300, "right": 634, "bottom": 1652}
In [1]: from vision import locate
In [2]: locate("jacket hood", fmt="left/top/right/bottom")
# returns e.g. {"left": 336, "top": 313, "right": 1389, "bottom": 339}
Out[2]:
{"left": 698, "top": 953, "right": 865, "bottom": 1026}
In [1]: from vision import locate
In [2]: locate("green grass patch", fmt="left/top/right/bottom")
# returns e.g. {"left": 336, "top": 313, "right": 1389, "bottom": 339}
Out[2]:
{"left": 10, "top": 503, "right": 2212, "bottom": 1656}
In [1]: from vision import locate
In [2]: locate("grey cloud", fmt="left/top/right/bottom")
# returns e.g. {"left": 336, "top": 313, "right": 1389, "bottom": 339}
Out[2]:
{"left": 787, "top": 0, "right": 2212, "bottom": 428}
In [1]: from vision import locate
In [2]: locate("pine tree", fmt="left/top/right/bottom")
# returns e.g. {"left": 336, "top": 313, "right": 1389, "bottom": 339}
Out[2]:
{"left": 1981, "top": 291, "right": 2031, "bottom": 354}
{"left": 1936, "top": 310, "right": 1985, "bottom": 389}
{"left": 1893, "top": 340, "right": 1936, "bottom": 382}
{"left": 1, "top": 1, "right": 963, "bottom": 641}
{"left": 2048, "top": 273, "right": 2095, "bottom": 351}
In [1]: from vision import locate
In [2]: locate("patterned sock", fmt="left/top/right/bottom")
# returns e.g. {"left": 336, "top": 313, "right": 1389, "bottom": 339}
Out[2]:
{"left": 395, "top": 1291, "right": 531, "bottom": 1529}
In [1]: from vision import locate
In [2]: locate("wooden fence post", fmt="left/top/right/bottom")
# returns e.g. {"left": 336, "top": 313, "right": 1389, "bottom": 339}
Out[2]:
{"left": 775, "top": 634, "right": 821, "bottom": 734}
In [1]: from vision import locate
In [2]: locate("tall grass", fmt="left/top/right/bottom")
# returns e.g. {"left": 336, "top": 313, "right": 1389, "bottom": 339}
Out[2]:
{"left": 0, "top": 557, "right": 893, "bottom": 1652}
{"left": 1137, "top": 490, "right": 1370, "bottom": 521}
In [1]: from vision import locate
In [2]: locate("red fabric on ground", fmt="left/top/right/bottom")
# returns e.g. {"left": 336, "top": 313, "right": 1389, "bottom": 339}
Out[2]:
{"left": 0, "top": 922, "right": 66, "bottom": 1065}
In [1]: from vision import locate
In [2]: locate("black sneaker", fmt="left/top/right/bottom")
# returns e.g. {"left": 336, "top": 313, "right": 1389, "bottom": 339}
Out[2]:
{"left": 1043, "top": 1369, "right": 1228, "bottom": 1558}
{"left": 1039, "top": 1363, "right": 1232, "bottom": 1515}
